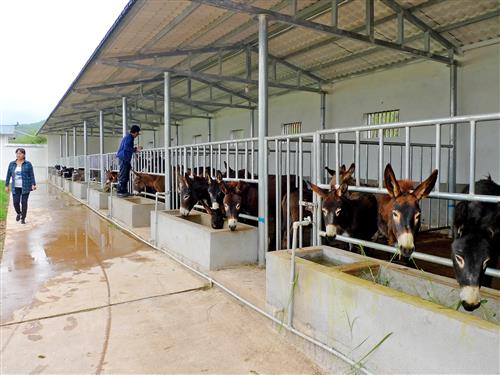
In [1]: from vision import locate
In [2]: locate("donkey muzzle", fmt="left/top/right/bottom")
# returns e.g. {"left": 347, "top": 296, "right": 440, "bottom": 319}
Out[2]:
{"left": 325, "top": 224, "right": 337, "bottom": 238}
{"left": 460, "top": 286, "right": 481, "bottom": 311}
{"left": 228, "top": 218, "right": 237, "bottom": 231}
{"left": 397, "top": 232, "right": 415, "bottom": 257}
{"left": 179, "top": 207, "right": 190, "bottom": 217}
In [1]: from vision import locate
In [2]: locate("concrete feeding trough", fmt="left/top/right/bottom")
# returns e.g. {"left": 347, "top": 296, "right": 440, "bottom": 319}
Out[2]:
{"left": 63, "top": 178, "right": 72, "bottom": 193}
{"left": 71, "top": 181, "right": 88, "bottom": 200}
{"left": 151, "top": 210, "right": 258, "bottom": 271}
{"left": 88, "top": 186, "right": 108, "bottom": 210}
{"left": 54, "top": 175, "right": 63, "bottom": 188}
{"left": 109, "top": 195, "right": 164, "bottom": 228}
{"left": 266, "top": 246, "right": 499, "bottom": 374}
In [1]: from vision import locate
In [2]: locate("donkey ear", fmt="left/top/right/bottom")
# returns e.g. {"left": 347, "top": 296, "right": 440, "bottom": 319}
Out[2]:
{"left": 384, "top": 164, "right": 401, "bottom": 198}
{"left": 184, "top": 173, "right": 192, "bottom": 187}
{"left": 200, "top": 200, "right": 213, "bottom": 215}
{"left": 205, "top": 171, "right": 212, "bottom": 185}
{"left": 413, "top": 169, "right": 438, "bottom": 200}
{"left": 235, "top": 181, "right": 246, "bottom": 194}
{"left": 309, "top": 183, "right": 328, "bottom": 199}
{"left": 345, "top": 163, "right": 355, "bottom": 179}
{"left": 219, "top": 181, "right": 228, "bottom": 194}
{"left": 325, "top": 166, "right": 335, "bottom": 177}
{"left": 340, "top": 164, "right": 346, "bottom": 173}
{"left": 216, "top": 171, "right": 224, "bottom": 183}
{"left": 336, "top": 183, "right": 348, "bottom": 197}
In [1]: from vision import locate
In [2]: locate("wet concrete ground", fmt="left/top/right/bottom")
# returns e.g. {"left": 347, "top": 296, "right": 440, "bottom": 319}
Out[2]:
{"left": 0, "top": 184, "right": 328, "bottom": 374}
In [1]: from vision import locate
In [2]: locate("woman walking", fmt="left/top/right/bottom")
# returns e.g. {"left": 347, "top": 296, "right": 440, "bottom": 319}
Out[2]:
{"left": 5, "top": 148, "right": 37, "bottom": 224}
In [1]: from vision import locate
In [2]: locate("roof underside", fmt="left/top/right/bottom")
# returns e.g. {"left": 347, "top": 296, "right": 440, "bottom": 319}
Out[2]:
{"left": 40, "top": 0, "right": 500, "bottom": 135}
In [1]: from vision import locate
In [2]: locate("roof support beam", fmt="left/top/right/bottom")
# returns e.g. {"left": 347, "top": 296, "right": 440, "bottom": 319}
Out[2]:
{"left": 101, "top": 60, "right": 323, "bottom": 93}
{"left": 249, "top": 46, "right": 324, "bottom": 83}
{"left": 105, "top": 44, "right": 246, "bottom": 62}
{"left": 379, "top": 0, "right": 458, "bottom": 53}
{"left": 193, "top": 0, "right": 452, "bottom": 64}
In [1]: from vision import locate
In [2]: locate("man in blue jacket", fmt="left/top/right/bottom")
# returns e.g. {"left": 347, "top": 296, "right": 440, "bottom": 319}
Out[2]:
{"left": 116, "top": 125, "right": 142, "bottom": 197}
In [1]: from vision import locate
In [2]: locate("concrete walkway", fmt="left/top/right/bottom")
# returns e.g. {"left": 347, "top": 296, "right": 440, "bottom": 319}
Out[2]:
{"left": 1, "top": 185, "right": 324, "bottom": 374}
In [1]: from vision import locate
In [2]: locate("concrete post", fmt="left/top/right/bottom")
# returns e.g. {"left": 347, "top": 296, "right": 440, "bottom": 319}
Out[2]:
{"left": 164, "top": 72, "right": 172, "bottom": 209}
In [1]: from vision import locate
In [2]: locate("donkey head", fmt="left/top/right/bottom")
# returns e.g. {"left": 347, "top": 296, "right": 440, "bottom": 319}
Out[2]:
{"left": 206, "top": 171, "right": 225, "bottom": 213}
{"left": 178, "top": 173, "right": 206, "bottom": 216}
{"left": 220, "top": 179, "right": 247, "bottom": 231}
{"left": 384, "top": 164, "right": 438, "bottom": 257}
{"left": 200, "top": 201, "right": 225, "bottom": 230}
{"left": 132, "top": 170, "right": 146, "bottom": 194}
{"left": 325, "top": 163, "right": 356, "bottom": 186}
{"left": 452, "top": 201, "right": 499, "bottom": 311}
{"left": 310, "top": 182, "right": 350, "bottom": 238}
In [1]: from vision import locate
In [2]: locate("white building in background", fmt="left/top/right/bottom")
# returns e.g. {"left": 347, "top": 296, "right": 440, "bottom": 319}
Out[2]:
{"left": 0, "top": 125, "right": 48, "bottom": 183}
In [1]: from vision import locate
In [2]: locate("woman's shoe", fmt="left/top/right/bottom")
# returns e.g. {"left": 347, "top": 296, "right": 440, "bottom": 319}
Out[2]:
{"left": 21, "top": 219, "right": 26, "bottom": 224}
{"left": 16, "top": 214, "right": 21, "bottom": 221}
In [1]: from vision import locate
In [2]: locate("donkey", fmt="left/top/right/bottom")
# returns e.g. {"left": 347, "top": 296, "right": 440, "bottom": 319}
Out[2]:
{"left": 310, "top": 181, "right": 378, "bottom": 241}
{"left": 177, "top": 173, "right": 211, "bottom": 216}
{"left": 452, "top": 176, "right": 500, "bottom": 311}
{"left": 377, "top": 164, "right": 438, "bottom": 257}
{"left": 103, "top": 169, "right": 118, "bottom": 192}
{"left": 280, "top": 163, "right": 356, "bottom": 248}
{"left": 219, "top": 179, "right": 258, "bottom": 231}
{"left": 200, "top": 200, "right": 225, "bottom": 230}
{"left": 132, "top": 170, "right": 165, "bottom": 195}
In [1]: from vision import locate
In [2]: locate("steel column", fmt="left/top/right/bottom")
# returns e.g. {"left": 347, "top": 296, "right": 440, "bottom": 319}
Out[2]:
{"left": 72, "top": 127, "right": 77, "bottom": 161}
{"left": 83, "top": 120, "right": 88, "bottom": 183}
{"left": 164, "top": 72, "right": 172, "bottom": 209}
{"left": 448, "top": 63, "right": 457, "bottom": 232}
{"left": 258, "top": 14, "right": 268, "bottom": 266}
{"left": 99, "top": 111, "right": 105, "bottom": 185}
{"left": 208, "top": 118, "right": 212, "bottom": 142}
{"left": 122, "top": 96, "right": 127, "bottom": 137}
{"left": 59, "top": 135, "right": 63, "bottom": 158}
{"left": 250, "top": 108, "right": 255, "bottom": 138}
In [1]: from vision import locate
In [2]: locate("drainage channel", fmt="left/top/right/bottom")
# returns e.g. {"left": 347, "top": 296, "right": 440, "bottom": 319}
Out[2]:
{"left": 51, "top": 183, "right": 373, "bottom": 375}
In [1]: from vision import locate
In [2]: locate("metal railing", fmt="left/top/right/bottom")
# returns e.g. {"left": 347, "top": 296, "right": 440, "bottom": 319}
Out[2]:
{"left": 52, "top": 112, "right": 500, "bottom": 279}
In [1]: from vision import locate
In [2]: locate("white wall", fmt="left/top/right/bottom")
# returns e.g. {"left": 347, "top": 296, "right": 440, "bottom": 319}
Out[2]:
{"left": 47, "top": 43, "right": 499, "bottom": 184}
{"left": 178, "top": 43, "right": 499, "bottom": 184}
{"left": 1, "top": 142, "right": 48, "bottom": 183}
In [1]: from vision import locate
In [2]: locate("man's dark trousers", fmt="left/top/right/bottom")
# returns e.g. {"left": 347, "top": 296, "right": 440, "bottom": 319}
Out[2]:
{"left": 118, "top": 159, "right": 131, "bottom": 194}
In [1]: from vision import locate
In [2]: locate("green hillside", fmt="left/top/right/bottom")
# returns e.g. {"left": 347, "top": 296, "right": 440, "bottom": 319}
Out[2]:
{"left": 8, "top": 120, "right": 47, "bottom": 144}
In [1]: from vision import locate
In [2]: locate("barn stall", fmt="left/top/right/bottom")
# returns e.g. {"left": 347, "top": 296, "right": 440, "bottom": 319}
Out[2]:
{"left": 40, "top": 1, "right": 500, "bottom": 373}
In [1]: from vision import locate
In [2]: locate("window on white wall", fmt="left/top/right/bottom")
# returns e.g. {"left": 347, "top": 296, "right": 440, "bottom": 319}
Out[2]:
{"left": 365, "top": 110, "right": 400, "bottom": 138}
{"left": 282, "top": 121, "right": 302, "bottom": 135}
{"left": 193, "top": 134, "right": 203, "bottom": 144}
{"left": 230, "top": 129, "right": 245, "bottom": 140}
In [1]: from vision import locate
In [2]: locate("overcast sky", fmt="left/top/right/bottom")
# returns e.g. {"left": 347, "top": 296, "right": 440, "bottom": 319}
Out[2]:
{"left": 0, "top": 0, "right": 129, "bottom": 125}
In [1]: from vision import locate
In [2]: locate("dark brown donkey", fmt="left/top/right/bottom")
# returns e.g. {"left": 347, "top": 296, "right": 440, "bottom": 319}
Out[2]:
{"left": 378, "top": 164, "right": 438, "bottom": 257}
{"left": 309, "top": 182, "right": 378, "bottom": 242}
{"left": 177, "top": 173, "right": 211, "bottom": 216}
{"left": 280, "top": 164, "right": 356, "bottom": 248}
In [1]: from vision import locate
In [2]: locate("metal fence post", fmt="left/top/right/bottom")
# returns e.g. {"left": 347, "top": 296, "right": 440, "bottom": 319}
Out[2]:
{"left": 258, "top": 14, "right": 268, "bottom": 266}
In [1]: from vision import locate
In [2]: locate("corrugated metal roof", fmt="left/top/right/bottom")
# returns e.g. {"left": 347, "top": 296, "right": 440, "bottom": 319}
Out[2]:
{"left": 40, "top": 0, "right": 500, "bottom": 135}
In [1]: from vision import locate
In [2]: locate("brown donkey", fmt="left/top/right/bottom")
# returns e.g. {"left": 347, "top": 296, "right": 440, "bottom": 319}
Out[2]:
{"left": 378, "top": 164, "right": 438, "bottom": 257}
{"left": 280, "top": 163, "right": 356, "bottom": 248}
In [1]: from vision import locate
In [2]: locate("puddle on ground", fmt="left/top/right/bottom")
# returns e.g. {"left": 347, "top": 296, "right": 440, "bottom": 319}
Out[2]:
{"left": 1, "top": 184, "right": 147, "bottom": 323}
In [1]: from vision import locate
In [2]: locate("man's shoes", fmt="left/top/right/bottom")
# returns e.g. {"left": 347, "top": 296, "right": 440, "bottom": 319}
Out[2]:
{"left": 16, "top": 214, "right": 21, "bottom": 222}
{"left": 21, "top": 219, "right": 26, "bottom": 224}
{"left": 117, "top": 192, "right": 130, "bottom": 198}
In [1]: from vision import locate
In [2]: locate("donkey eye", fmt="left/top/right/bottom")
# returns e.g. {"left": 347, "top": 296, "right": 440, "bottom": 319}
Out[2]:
{"left": 322, "top": 208, "right": 328, "bottom": 215}
{"left": 224, "top": 204, "right": 229, "bottom": 210}
{"left": 483, "top": 257, "right": 490, "bottom": 270}
{"left": 236, "top": 203, "right": 241, "bottom": 210}
{"left": 392, "top": 210, "right": 399, "bottom": 218}
{"left": 335, "top": 208, "right": 341, "bottom": 216}
{"left": 455, "top": 254, "right": 465, "bottom": 268}
{"left": 183, "top": 194, "right": 189, "bottom": 200}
